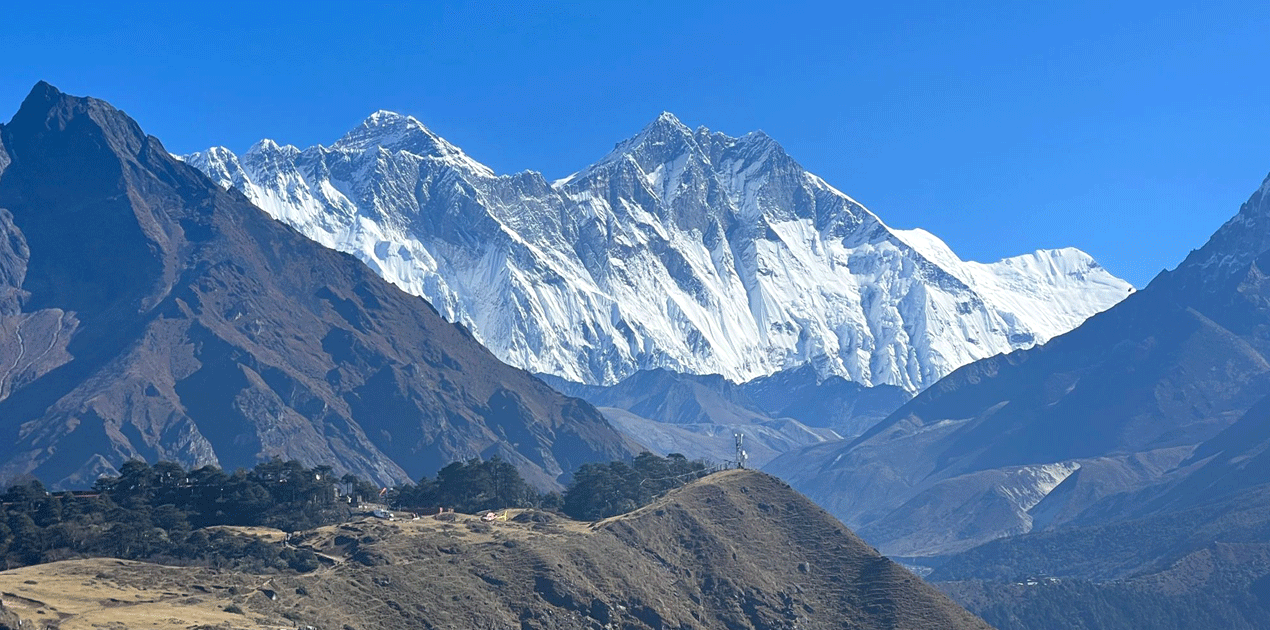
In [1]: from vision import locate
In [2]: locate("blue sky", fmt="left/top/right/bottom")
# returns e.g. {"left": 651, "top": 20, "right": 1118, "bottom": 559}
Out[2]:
{"left": 5, "top": 1, "right": 1269, "bottom": 286}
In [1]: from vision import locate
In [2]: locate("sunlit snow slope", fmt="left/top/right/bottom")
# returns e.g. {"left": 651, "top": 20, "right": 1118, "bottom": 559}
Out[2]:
{"left": 186, "top": 112, "right": 1131, "bottom": 389}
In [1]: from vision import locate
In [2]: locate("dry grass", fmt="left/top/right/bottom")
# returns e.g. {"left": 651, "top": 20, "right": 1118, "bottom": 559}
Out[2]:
{"left": 0, "top": 471, "right": 991, "bottom": 630}
{"left": 200, "top": 525, "right": 289, "bottom": 543}
{"left": 0, "top": 558, "right": 287, "bottom": 629}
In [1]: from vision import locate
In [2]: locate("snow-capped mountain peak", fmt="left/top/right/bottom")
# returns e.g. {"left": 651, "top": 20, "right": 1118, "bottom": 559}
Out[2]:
{"left": 571, "top": 111, "right": 702, "bottom": 181}
{"left": 248, "top": 137, "right": 297, "bottom": 154}
{"left": 334, "top": 110, "right": 427, "bottom": 150}
{"left": 186, "top": 113, "right": 1132, "bottom": 390}
{"left": 183, "top": 146, "right": 252, "bottom": 192}
{"left": 637, "top": 111, "right": 693, "bottom": 140}
{"left": 331, "top": 110, "right": 494, "bottom": 177}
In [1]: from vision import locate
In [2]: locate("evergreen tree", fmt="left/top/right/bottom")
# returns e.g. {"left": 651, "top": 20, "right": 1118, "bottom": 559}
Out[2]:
{"left": 563, "top": 452, "right": 709, "bottom": 520}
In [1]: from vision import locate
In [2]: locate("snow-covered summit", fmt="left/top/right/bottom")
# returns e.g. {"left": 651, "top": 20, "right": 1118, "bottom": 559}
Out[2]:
{"left": 569, "top": 111, "right": 698, "bottom": 183}
{"left": 185, "top": 112, "right": 1133, "bottom": 390}
{"left": 331, "top": 110, "right": 494, "bottom": 177}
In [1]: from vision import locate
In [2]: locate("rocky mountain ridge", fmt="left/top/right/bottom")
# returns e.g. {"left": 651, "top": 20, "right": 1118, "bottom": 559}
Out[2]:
{"left": 768, "top": 169, "right": 1270, "bottom": 560}
{"left": 0, "top": 82, "right": 638, "bottom": 489}
{"left": 187, "top": 110, "right": 1132, "bottom": 390}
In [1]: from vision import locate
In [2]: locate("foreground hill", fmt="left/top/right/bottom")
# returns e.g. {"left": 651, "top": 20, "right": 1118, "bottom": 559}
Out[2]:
{"left": 0, "top": 470, "right": 991, "bottom": 630}
{"left": 187, "top": 110, "right": 1130, "bottom": 390}
{"left": 0, "top": 82, "right": 638, "bottom": 488}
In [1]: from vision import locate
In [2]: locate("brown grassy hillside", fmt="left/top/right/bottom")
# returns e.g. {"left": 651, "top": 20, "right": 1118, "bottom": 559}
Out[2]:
{"left": 0, "top": 470, "right": 990, "bottom": 629}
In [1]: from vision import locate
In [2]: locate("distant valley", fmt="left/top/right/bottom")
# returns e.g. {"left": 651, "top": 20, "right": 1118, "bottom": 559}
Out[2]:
{"left": 542, "top": 367, "right": 910, "bottom": 466}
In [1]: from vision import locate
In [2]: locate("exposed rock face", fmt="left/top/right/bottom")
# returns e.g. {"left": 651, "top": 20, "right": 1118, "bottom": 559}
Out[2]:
{"left": 768, "top": 170, "right": 1270, "bottom": 558}
{"left": 0, "top": 82, "right": 638, "bottom": 489}
{"left": 187, "top": 111, "right": 1131, "bottom": 391}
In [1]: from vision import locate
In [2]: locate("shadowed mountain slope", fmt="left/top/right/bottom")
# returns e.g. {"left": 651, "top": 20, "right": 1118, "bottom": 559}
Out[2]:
{"left": 769, "top": 170, "right": 1270, "bottom": 558}
{"left": 0, "top": 82, "right": 638, "bottom": 489}
{"left": 768, "top": 171, "right": 1270, "bottom": 629}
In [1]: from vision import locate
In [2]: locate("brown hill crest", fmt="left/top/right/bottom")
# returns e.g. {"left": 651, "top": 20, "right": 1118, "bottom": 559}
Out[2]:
{"left": 0, "top": 469, "right": 991, "bottom": 629}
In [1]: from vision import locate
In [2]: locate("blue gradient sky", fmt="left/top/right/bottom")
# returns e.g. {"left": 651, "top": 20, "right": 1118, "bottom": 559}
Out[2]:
{"left": 5, "top": 1, "right": 1269, "bottom": 286}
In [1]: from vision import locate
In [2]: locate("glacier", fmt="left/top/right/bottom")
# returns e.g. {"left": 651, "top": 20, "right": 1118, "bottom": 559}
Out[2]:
{"left": 185, "top": 111, "right": 1132, "bottom": 390}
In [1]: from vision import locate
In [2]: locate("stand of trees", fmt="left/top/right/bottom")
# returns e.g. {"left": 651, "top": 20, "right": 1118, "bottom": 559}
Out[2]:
{"left": 392, "top": 456, "right": 548, "bottom": 514}
{"left": 562, "top": 452, "right": 711, "bottom": 520}
{"left": 0, "top": 459, "right": 348, "bottom": 572}
{"left": 0, "top": 452, "right": 716, "bottom": 573}
{"left": 389, "top": 452, "right": 712, "bottom": 521}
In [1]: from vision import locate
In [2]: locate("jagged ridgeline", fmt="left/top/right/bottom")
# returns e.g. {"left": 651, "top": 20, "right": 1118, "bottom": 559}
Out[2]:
{"left": 186, "top": 108, "right": 1131, "bottom": 391}
{"left": 769, "top": 167, "right": 1270, "bottom": 558}
{"left": 770, "top": 168, "right": 1270, "bottom": 629}
{"left": 0, "top": 82, "right": 639, "bottom": 489}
